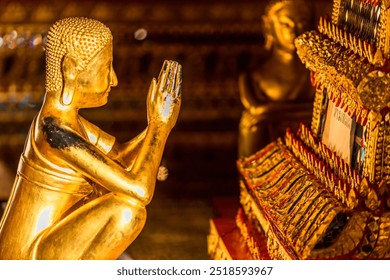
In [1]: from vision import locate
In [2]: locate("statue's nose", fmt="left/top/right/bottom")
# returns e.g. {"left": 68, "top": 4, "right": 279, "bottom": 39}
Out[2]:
{"left": 110, "top": 66, "right": 118, "bottom": 87}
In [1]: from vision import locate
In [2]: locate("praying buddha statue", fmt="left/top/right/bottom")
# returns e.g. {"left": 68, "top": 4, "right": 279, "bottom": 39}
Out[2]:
{"left": 0, "top": 17, "right": 182, "bottom": 259}
{"left": 238, "top": 0, "right": 315, "bottom": 157}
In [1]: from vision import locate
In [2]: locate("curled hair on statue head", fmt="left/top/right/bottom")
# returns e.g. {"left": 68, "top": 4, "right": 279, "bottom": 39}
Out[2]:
{"left": 45, "top": 17, "right": 113, "bottom": 102}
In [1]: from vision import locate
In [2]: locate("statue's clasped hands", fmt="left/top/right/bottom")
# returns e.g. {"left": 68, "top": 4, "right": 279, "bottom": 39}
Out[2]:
{"left": 147, "top": 60, "right": 182, "bottom": 131}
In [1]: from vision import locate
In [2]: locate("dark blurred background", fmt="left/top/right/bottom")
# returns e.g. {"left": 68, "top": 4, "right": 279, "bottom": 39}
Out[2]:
{"left": 0, "top": 0, "right": 331, "bottom": 259}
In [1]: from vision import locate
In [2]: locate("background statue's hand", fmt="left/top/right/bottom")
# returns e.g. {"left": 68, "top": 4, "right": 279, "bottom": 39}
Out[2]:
{"left": 147, "top": 60, "right": 182, "bottom": 131}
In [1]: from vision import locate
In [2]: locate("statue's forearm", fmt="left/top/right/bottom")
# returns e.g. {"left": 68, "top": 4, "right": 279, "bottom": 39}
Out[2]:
{"left": 109, "top": 129, "right": 147, "bottom": 168}
{"left": 129, "top": 123, "right": 170, "bottom": 203}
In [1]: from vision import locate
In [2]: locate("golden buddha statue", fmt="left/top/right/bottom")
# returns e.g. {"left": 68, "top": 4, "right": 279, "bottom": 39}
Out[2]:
{"left": 0, "top": 17, "right": 182, "bottom": 260}
{"left": 238, "top": 0, "right": 315, "bottom": 157}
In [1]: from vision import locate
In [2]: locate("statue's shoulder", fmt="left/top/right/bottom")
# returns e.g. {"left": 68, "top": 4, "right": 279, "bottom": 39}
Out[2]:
{"left": 37, "top": 116, "right": 80, "bottom": 151}
{"left": 238, "top": 71, "right": 269, "bottom": 109}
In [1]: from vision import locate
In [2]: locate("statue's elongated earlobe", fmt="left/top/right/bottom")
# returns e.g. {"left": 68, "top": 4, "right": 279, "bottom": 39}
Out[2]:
{"left": 61, "top": 54, "right": 79, "bottom": 106}
{"left": 61, "top": 80, "right": 74, "bottom": 106}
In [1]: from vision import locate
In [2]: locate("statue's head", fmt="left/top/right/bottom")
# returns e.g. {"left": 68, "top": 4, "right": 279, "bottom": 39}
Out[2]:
{"left": 45, "top": 17, "right": 116, "bottom": 106}
{"left": 263, "top": 0, "right": 314, "bottom": 52}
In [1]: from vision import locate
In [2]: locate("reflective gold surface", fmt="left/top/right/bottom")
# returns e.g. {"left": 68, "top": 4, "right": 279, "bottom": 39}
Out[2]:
{"left": 295, "top": 29, "right": 390, "bottom": 185}
{"left": 238, "top": 0, "right": 314, "bottom": 157}
{"left": 222, "top": 0, "right": 390, "bottom": 260}
{"left": 0, "top": 17, "right": 181, "bottom": 260}
{"left": 322, "top": 0, "right": 387, "bottom": 66}
{"left": 0, "top": 1, "right": 268, "bottom": 260}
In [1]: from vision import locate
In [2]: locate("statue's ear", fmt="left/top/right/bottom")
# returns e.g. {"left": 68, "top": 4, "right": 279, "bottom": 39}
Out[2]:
{"left": 61, "top": 54, "right": 79, "bottom": 106}
{"left": 262, "top": 15, "right": 273, "bottom": 51}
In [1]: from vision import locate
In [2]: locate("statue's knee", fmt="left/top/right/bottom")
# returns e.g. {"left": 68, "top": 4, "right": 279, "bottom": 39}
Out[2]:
{"left": 116, "top": 202, "right": 146, "bottom": 234}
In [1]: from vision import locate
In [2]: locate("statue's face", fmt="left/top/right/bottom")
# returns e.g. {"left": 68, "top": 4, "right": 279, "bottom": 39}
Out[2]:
{"left": 269, "top": 3, "right": 312, "bottom": 51}
{"left": 75, "top": 43, "right": 118, "bottom": 108}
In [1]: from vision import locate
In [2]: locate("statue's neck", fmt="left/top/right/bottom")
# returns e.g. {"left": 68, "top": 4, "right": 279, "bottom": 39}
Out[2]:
{"left": 41, "top": 93, "right": 79, "bottom": 120}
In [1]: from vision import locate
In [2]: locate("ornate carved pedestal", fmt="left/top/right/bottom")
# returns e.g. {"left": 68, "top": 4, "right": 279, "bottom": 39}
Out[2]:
{"left": 209, "top": 0, "right": 390, "bottom": 260}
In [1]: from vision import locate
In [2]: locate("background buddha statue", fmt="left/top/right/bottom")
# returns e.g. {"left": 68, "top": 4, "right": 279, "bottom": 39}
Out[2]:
{"left": 0, "top": 17, "right": 181, "bottom": 260}
{"left": 238, "top": 0, "right": 315, "bottom": 157}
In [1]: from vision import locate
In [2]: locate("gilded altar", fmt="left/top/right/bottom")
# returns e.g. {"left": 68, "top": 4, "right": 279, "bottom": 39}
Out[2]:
{"left": 209, "top": 0, "right": 390, "bottom": 260}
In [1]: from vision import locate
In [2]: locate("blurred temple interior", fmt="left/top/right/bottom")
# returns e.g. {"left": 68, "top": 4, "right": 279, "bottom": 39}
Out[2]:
{"left": 0, "top": 0, "right": 331, "bottom": 259}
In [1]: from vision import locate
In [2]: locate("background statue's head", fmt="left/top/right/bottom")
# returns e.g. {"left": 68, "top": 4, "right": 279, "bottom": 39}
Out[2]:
{"left": 45, "top": 17, "right": 113, "bottom": 96}
{"left": 263, "top": 0, "right": 314, "bottom": 52}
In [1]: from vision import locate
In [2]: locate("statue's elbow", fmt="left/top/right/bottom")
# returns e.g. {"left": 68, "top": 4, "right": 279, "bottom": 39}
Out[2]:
{"left": 138, "top": 193, "right": 153, "bottom": 206}
{"left": 136, "top": 184, "right": 154, "bottom": 206}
